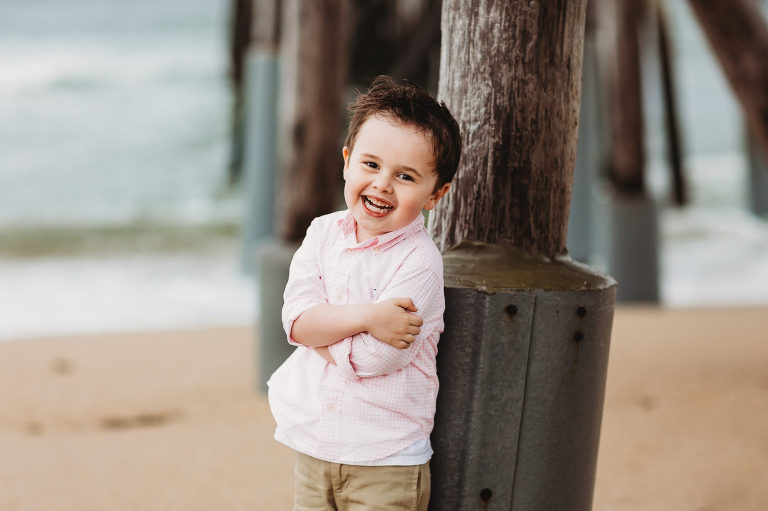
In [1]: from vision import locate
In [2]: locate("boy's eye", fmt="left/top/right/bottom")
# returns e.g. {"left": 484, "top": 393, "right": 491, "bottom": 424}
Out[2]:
{"left": 364, "top": 161, "right": 379, "bottom": 169}
{"left": 397, "top": 173, "right": 415, "bottom": 182}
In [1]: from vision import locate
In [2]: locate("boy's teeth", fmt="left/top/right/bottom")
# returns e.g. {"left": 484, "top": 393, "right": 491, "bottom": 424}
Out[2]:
{"left": 364, "top": 196, "right": 392, "bottom": 211}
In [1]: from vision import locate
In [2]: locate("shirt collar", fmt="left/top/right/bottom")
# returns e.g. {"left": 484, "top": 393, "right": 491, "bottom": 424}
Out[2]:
{"left": 337, "top": 210, "right": 426, "bottom": 250}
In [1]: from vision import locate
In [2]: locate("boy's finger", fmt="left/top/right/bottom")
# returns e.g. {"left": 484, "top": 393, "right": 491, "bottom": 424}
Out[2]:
{"left": 410, "top": 315, "right": 423, "bottom": 327}
{"left": 393, "top": 297, "right": 417, "bottom": 312}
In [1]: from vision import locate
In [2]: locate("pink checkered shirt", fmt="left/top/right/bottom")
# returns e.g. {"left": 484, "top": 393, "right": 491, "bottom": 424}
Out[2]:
{"left": 267, "top": 210, "right": 445, "bottom": 464}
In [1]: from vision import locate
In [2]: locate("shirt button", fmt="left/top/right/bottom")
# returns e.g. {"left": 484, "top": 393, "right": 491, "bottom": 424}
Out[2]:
{"left": 328, "top": 404, "right": 337, "bottom": 411}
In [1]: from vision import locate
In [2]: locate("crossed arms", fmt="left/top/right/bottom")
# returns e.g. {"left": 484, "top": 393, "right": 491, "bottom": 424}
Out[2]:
{"left": 282, "top": 218, "right": 442, "bottom": 378}
{"left": 291, "top": 297, "right": 424, "bottom": 366}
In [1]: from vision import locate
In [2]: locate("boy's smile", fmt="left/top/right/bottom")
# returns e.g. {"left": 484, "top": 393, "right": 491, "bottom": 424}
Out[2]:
{"left": 343, "top": 115, "right": 450, "bottom": 243}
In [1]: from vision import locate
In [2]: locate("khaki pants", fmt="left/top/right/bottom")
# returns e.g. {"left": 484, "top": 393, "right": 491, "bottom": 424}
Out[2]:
{"left": 293, "top": 452, "right": 430, "bottom": 511}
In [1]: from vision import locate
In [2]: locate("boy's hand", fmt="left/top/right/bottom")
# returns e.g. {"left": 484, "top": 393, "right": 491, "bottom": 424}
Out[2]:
{"left": 314, "top": 346, "right": 336, "bottom": 365}
{"left": 366, "top": 297, "right": 423, "bottom": 349}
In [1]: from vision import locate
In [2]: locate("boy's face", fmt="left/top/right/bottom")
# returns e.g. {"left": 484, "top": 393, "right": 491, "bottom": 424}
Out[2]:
{"left": 343, "top": 115, "right": 450, "bottom": 243}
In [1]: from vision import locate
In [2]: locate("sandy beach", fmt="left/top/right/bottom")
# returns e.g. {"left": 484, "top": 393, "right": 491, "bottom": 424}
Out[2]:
{"left": 1, "top": 306, "right": 766, "bottom": 510}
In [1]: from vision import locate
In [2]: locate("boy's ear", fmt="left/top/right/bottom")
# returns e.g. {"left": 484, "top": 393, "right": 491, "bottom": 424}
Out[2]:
{"left": 424, "top": 183, "right": 451, "bottom": 211}
{"left": 342, "top": 146, "right": 350, "bottom": 179}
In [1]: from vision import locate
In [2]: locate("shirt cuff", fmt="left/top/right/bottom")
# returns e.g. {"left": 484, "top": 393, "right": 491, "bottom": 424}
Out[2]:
{"left": 328, "top": 339, "right": 358, "bottom": 382}
{"left": 282, "top": 298, "right": 325, "bottom": 347}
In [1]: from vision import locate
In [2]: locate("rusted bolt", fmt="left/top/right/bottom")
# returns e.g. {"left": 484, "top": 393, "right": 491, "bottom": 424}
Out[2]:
{"left": 577, "top": 306, "right": 587, "bottom": 317}
{"left": 505, "top": 304, "right": 517, "bottom": 316}
{"left": 479, "top": 488, "right": 492, "bottom": 502}
{"left": 573, "top": 331, "right": 584, "bottom": 341}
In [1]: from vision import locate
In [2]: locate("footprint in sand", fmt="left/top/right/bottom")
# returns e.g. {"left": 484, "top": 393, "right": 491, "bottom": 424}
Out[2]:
{"left": 99, "top": 411, "right": 181, "bottom": 431}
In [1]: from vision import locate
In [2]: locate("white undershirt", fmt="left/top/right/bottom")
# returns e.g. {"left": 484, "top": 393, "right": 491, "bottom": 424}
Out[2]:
{"left": 275, "top": 428, "right": 432, "bottom": 466}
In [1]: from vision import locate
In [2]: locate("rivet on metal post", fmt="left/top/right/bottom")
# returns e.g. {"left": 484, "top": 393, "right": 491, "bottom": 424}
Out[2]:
{"left": 505, "top": 304, "right": 518, "bottom": 316}
{"left": 577, "top": 306, "right": 587, "bottom": 317}
{"left": 573, "top": 331, "right": 584, "bottom": 342}
{"left": 479, "top": 488, "right": 493, "bottom": 502}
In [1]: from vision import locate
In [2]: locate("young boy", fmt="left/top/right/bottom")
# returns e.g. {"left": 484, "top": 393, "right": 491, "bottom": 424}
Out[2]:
{"left": 267, "top": 75, "right": 462, "bottom": 510}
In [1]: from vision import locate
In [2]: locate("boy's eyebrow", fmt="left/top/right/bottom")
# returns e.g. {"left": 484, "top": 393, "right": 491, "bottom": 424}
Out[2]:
{"left": 359, "top": 153, "right": 425, "bottom": 177}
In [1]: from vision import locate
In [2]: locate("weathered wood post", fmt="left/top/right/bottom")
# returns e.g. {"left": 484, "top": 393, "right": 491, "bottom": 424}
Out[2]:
{"left": 429, "top": 1, "right": 616, "bottom": 509}
{"left": 748, "top": 133, "right": 768, "bottom": 216}
{"left": 567, "top": 1, "right": 602, "bottom": 262}
{"left": 593, "top": 0, "right": 660, "bottom": 302}
{"left": 241, "top": 0, "right": 280, "bottom": 271}
{"left": 656, "top": 0, "right": 687, "bottom": 207}
{"left": 256, "top": 0, "right": 350, "bottom": 391}
{"left": 225, "top": 0, "right": 252, "bottom": 187}
{"left": 686, "top": 0, "right": 768, "bottom": 216}
{"left": 686, "top": 0, "right": 768, "bottom": 157}
{"left": 349, "top": 0, "right": 441, "bottom": 89}
{"left": 748, "top": 0, "right": 768, "bottom": 217}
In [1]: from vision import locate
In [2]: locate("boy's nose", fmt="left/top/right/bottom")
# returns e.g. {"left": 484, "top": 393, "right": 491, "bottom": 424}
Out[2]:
{"left": 372, "top": 173, "right": 393, "bottom": 192}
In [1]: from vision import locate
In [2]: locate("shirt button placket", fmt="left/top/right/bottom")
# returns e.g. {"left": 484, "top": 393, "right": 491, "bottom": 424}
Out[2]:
{"left": 334, "top": 248, "right": 352, "bottom": 304}
{"left": 320, "top": 382, "right": 343, "bottom": 459}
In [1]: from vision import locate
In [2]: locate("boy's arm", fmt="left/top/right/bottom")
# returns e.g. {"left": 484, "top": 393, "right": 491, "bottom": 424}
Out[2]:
{"left": 290, "top": 299, "right": 423, "bottom": 349}
{"left": 313, "top": 346, "right": 336, "bottom": 365}
{"left": 281, "top": 217, "right": 332, "bottom": 351}
{"left": 282, "top": 218, "right": 422, "bottom": 365}
{"left": 328, "top": 260, "right": 444, "bottom": 378}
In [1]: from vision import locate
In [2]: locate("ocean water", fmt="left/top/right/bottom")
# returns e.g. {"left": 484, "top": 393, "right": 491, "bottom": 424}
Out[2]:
{"left": 650, "top": 154, "right": 768, "bottom": 307}
{"left": 0, "top": 0, "right": 254, "bottom": 340}
{"left": 0, "top": 0, "right": 766, "bottom": 341}
{"left": 0, "top": 241, "right": 255, "bottom": 340}
{"left": 0, "top": 0, "right": 237, "bottom": 228}
{"left": 647, "top": 2, "right": 768, "bottom": 306}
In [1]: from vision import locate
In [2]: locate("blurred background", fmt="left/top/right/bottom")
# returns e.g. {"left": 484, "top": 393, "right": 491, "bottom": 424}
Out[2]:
{"left": 0, "top": 0, "right": 252, "bottom": 339}
{"left": 1, "top": 0, "right": 767, "bottom": 342}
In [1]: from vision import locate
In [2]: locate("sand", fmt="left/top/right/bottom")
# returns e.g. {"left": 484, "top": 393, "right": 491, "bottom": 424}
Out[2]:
{"left": 1, "top": 306, "right": 766, "bottom": 510}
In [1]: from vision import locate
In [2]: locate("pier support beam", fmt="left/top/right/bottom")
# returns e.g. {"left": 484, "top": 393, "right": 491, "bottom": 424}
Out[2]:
{"left": 255, "top": 0, "right": 349, "bottom": 390}
{"left": 255, "top": 240, "right": 296, "bottom": 391}
{"left": 430, "top": 243, "right": 616, "bottom": 510}
{"left": 429, "top": 2, "right": 616, "bottom": 508}
{"left": 241, "top": 49, "right": 279, "bottom": 270}
{"left": 594, "top": 188, "right": 660, "bottom": 302}
{"left": 747, "top": 135, "right": 768, "bottom": 217}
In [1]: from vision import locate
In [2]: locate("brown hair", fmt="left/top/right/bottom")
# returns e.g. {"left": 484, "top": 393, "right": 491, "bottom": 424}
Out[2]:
{"left": 344, "top": 75, "right": 462, "bottom": 189}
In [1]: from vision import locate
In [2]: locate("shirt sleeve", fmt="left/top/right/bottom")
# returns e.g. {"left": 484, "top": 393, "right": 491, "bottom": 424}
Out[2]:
{"left": 281, "top": 218, "right": 328, "bottom": 347}
{"left": 328, "top": 253, "right": 444, "bottom": 378}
